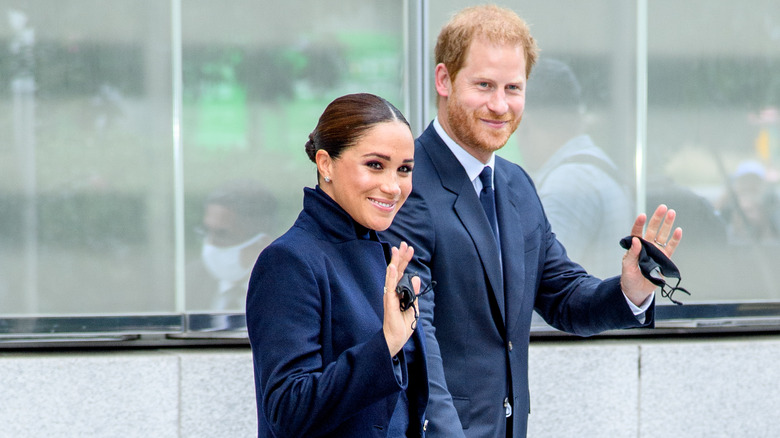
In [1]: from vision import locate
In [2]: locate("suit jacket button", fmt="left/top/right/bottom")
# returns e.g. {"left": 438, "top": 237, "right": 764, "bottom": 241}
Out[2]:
{"left": 508, "top": 341, "right": 513, "bottom": 351}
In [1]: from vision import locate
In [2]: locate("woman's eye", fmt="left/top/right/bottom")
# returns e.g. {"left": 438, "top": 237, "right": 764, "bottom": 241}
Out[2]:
{"left": 399, "top": 165, "right": 413, "bottom": 174}
{"left": 366, "top": 161, "right": 383, "bottom": 170}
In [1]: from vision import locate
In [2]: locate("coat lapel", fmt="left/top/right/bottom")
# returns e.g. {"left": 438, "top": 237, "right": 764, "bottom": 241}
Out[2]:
{"left": 494, "top": 160, "right": 527, "bottom": 334}
{"left": 453, "top": 186, "right": 506, "bottom": 324}
{"left": 420, "top": 125, "right": 507, "bottom": 327}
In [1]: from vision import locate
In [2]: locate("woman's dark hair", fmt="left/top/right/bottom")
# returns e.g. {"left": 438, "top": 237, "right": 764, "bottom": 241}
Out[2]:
{"left": 304, "top": 93, "right": 411, "bottom": 165}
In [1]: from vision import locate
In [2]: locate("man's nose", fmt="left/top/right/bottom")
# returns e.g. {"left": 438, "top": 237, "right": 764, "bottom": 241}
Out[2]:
{"left": 486, "top": 89, "right": 509, "bottom": 114}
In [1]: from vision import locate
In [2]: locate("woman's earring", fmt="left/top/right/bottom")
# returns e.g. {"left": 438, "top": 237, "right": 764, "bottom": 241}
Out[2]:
{"left": 324, "top": 176, "right": 331, "bottom": 183}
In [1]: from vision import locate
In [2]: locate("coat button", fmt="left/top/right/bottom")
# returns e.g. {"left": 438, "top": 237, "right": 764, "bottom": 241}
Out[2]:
{"left": 423, "top": 419, "right": 428, "bottom": 431}
{"left": 508, "top": 341, "right": 513, "bottom": 351}
{"left": 504, "top": 397, "right": 513, "bottom": 417}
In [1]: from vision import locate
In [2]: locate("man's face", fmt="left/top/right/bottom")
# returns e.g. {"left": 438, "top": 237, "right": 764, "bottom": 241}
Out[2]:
{"left": 202, "top": 204, "right": 252, "bottom": 247}
{"left": 437, "top": 37, "right": 527, "bottom": 163}
{"left": 734, "top": 174, "right": 767, "bottom": 224}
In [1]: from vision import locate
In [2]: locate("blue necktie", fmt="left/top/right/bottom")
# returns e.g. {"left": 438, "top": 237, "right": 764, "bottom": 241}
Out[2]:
{"left": 479, "top": 166, "right": 499, "bottom": 244}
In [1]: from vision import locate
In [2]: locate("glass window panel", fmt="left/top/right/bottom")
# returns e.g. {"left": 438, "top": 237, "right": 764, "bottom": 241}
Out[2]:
{"left": 0, "top": 0, "right": 175, "bottom": 315}
{"left": 181, "top": 0, "right": 409, "bottom": 311}
{"left": 2, "top": 0, "right": 779, "bottom": 337}
{"left": 647, "top": 0, "right": 780, "bottom": 302}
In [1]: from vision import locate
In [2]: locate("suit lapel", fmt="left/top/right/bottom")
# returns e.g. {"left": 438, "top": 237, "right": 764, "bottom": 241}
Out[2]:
{"left": 494, "top": 161, "right": 527, "bottom": 334}
{"left": 420, "top": 125, "right": 507, "bottom": 327}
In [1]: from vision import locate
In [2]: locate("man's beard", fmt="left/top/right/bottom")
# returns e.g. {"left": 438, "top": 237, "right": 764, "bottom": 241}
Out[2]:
{"left": 446, "top": 94, "right": 521, "bottom": 156}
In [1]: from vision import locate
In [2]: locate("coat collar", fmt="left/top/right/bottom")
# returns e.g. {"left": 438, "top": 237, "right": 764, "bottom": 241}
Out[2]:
{"left": 418, "top": 123, "right": 473, "bottom": 195}
{"left": 298, "top": 186, "right": 378, "bottom": 243}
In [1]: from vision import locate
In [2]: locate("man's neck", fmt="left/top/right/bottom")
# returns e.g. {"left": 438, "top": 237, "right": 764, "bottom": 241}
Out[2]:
{"left": 433, "top": 115, "right": 494, "bottom": 165}
{"left": 433, "top": 117, "right": 496, "bottom": 189}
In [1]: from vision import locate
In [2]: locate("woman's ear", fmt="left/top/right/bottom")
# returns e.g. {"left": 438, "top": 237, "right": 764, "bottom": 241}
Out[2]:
{"left": 315, "top": 149, "right": 333, "bottom": 182}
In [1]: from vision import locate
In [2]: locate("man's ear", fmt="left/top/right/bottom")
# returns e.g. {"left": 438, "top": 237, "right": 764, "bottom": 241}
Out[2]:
{"left": 434, "top": 63, "right": 452, "bottom": 98}
{"left": 315, "top": 149, "right": 333, "bottom": 181}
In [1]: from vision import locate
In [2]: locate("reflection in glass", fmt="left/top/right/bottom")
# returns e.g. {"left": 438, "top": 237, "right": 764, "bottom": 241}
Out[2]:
{"left": 647, "top": 1, "right": 780, "bottom": 302}
{"left": 519, "top": 58, "right": 633, "bottom": 279}
{"left": 1, "top": 0, "right": 175, "bottom": 314}
{"left": 186, "top": 180, "right": 276, "bottom": 311}
{"left": 715, "top": 159, "right": 780, "bottom": 244}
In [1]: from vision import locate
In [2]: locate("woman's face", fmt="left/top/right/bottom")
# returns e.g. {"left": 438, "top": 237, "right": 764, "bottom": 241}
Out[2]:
{"left": 318, "top": 121, "right": 415, "bottom": 231}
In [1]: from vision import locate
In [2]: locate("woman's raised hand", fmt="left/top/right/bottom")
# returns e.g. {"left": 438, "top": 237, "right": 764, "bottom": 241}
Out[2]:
{"left": 382, "top": 241, "right": 420, "bottom": 357}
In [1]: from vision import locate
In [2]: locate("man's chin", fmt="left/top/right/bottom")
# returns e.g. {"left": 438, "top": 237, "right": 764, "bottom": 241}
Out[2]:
{"left": 478, "top": 133, "right": 512, "bottom": 151}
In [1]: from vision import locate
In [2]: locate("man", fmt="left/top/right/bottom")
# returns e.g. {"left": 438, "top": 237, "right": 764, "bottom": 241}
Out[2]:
{"left": 519, "top": 58, "right": 633, "bottom": 279}
{"left": 716, "top": 160, "right": 780, "bottom": 243}
{"left": 381, "top": 5, "right": 682, "bottom": 437}
{"left": 187, "top": 179, "right": 276, "bottom": 311}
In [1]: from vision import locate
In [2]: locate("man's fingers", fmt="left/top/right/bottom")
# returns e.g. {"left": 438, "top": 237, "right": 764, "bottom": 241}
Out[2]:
{"left": 644, "top": 204, "right": 669, "bottom": 238}
{"left": 631, "top": 213, "right": 648, "bottom": 237}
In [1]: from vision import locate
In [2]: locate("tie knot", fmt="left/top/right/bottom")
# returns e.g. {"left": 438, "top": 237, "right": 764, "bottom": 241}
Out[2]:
{"left": 479, "top": 166, "right": 493, "bottom": 190}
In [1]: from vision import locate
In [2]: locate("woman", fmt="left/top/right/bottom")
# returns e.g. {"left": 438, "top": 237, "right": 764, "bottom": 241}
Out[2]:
{"left": 247, "top": 93, "right": 428, "bottom": 437}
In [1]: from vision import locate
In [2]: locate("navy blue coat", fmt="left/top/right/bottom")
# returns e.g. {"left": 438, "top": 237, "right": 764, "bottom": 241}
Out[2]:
{"left": 247, "top": 187, "right": 429, "bottom": 437}
{"left": 380, "top": 124, "right": 652, "bottom": 437}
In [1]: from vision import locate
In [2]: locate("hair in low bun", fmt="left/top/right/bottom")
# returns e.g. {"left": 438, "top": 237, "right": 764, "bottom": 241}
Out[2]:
{"left": 306, "top": 93, "right": 410, "bottom": 179}
{"left": 304, "top": 133, "right": 317, "bottom": 163}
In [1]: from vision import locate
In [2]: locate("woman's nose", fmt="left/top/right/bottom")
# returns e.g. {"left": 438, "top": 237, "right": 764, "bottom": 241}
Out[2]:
{"left": 382, "top": 174, "right": 402, "bottom": 197}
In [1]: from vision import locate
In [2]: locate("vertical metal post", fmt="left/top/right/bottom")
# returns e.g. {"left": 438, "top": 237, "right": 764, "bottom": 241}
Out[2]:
{"left": 635, "top": 0, "right": 649, "bottom": 217}
{"left": 9, "top": 10, "right": 38, "bottom": 312}
{"left": 403, "top": 0, "right": 428, "bottom": 137}
{"left": 171, "top": 0, "right": 186, "bottom": 313}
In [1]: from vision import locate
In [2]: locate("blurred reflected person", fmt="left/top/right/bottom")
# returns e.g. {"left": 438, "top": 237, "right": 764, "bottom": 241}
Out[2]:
{"left": 188, "top": 180, "right": 275, "bottom": 310}
{"left": 519, "top": 58, "right": 633, "bottom": 278}
{"left": 247, "top": 93, "right": 429, "bottom": 437}
{"left": 381, "top": 5, "right": 682, "bottom": 437}
{"left": 716, "top": 160, "right": 780, "bottom": 243}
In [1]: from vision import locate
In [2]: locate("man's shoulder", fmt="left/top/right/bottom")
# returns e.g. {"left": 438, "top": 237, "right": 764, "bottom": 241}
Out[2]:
{"left": 495, "top": 155, "right": 535, "bottom": 186}
{"left": 415, "top": 121, "right": 440, "bottom": 145}
{"left": 410, "top": 126, "right": 449, "bottom": 186}
{"left": 495, "top": 154, "right": 524, "bottom": 171}
{"left": 413, "top": 125, "right": 442, "bottom": 162}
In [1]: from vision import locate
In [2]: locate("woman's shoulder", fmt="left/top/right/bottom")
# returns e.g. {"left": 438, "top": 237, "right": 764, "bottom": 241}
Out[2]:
{"left": 261, "top": 225, "right": 323, "bottom": 261}
{"left": 251, "top": 227, "right": 329, "bottom": 294}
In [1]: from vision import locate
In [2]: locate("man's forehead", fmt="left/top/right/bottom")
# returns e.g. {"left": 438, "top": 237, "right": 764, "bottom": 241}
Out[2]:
{"left": 460, "top": 37, "right": 526, "bottom": 79}
{"left": 204, "top": 204, "right": 237, "bottom": 225}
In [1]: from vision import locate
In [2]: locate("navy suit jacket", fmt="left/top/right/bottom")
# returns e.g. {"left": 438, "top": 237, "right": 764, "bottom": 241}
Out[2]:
{"left": 247, "top": 187, "right": 429, "bottom": 437}
{"left": 380, "top": 124, "right": 652, "bottom": 437}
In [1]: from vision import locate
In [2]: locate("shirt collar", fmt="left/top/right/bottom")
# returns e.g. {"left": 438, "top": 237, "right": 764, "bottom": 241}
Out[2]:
{"left": 433, "top": 117, "right": 496, "bottom": 192}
